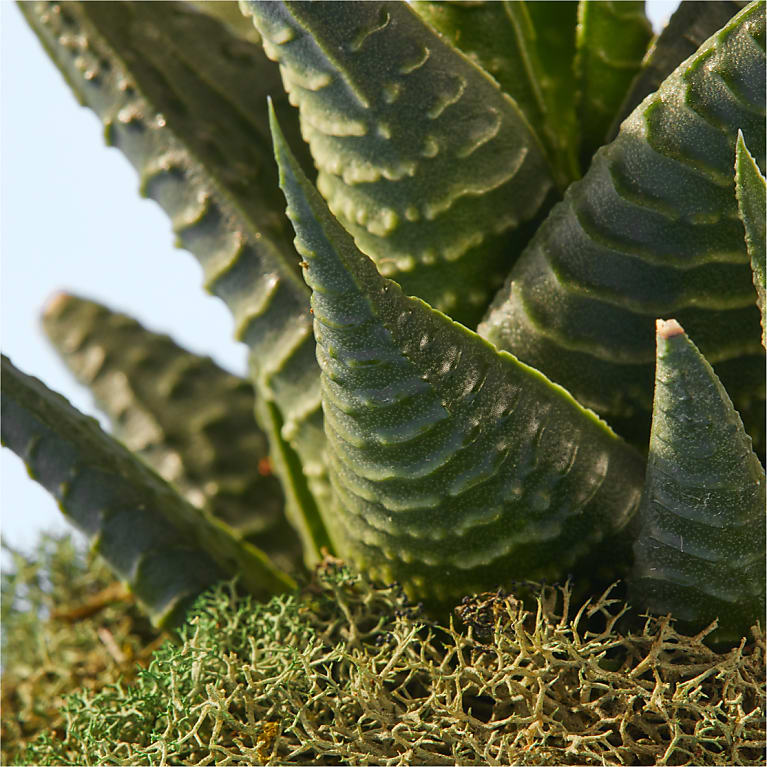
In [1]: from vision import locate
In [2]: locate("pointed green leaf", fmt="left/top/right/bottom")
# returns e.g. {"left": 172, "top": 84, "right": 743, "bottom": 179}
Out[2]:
{"left": 507, "top": 1, "right": 582, "bottom": 186}
{"left": 411, "top": 0, "right": 580, "bottom": 186}
{"left": 479, "top": 2, "right": 766, "bottom": 454}
{"left": 41, "top": 292, "right": 304, "bottom": 574}
{"left": 19, "top": 1, "right": 332, "bottom": 562}
{"left": 630, "top": 320, "right": 765, "bottom": 644}
{"left": 735, "top": 131, "right": 767, "bottom": 348}
{"left": 1, "top": 356, "right": 296, "bottom": 628}
{"left": 609, "top": 0, "right": 751, "bottom": 138}
{"left": 575, "top": 1, "right": 652, "bottom": 166}
{"left": 270, "top": 106, "right": 645, "bottom": 612}
{"left": 245, "top": 0, "right": 556, "bottom": 328}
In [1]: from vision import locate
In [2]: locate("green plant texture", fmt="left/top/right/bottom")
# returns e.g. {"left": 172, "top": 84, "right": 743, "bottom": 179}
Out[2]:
{"left": 3, "top": 532, "right": 765, "bottom": 766}
{"left": 3, "top": 0, "right": 765, "bottom": 669}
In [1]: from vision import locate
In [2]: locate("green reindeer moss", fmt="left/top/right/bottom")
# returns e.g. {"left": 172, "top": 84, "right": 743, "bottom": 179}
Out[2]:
{"left": 2, "top": 3, "right": 766, "bottom": 759}
{"left": 3, "top": 535, "right": 765, "bottom": 766}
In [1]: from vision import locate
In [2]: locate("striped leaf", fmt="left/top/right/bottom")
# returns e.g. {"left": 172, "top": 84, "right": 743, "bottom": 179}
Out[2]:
{"left": 629, "top": 320, "right": 765, "bottom": 643}
{"left": 19, "top": 1, "right": 332, "bottom": 562}
{"left": 735, "top": 132, "right": 767, "bottom": 348}
{"left": 1, "top": 356, "right": 296, "bottom": 628}
{"left": 609, "top": 0, "right": 751, "bottom": 138}
{"left": 244, "top": 0, "right": 556, "bottom": 328}
{"left": 41, "top": 292, "right": 303, "bottom": 574}
{"left": 411, "top": 0, "right": 580, "bottom": 186}
{"left": 575, "top": 1, "right": 652, "bottom": 165}
{"left": 270, "top": 106, "right": 645, "bottom": 612}
{"left": 479, "top": 2, "right": 766, "bottom": 454}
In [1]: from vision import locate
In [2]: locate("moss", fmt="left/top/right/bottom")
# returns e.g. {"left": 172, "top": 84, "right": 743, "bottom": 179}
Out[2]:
{"left": 1, "top": 534, "right": 162, "bottom": 765}
{"left": 3, "top": 534, "right": 765, "bottom": 766}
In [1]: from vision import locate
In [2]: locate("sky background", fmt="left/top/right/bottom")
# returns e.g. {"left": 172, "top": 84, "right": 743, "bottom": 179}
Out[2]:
{"left": 1, "top": 1, "right": 681, "bottom": 556}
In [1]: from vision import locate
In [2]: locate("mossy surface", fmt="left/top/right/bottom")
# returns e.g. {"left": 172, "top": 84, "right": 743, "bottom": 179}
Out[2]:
{"left": 2, "top": 532, "right": 765, "bottom": 766}
{"left": 1, "top": 534, "right": 163, "bottom": 765}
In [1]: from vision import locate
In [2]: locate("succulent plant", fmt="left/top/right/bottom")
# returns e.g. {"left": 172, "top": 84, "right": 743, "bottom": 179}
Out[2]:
{"left": 3, "top": 0, "right": 765, "bottom": 644}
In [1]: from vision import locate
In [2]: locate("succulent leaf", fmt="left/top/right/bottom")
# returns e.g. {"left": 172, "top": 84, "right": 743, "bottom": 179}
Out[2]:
{"left": 479, "top": 1, "right": 766, "bottom": 453}
{"left": 411, "top": 0, "right": 580, "bottom": 186}
{"left": 575, "top": 1, "right": 652, "bottom": 165}
{"left": 735, "top": 131, "right": 767, "bottom": 348}
{"left": 244, "top": 0, "right": 557, "bottom": 327}
{"left": 41, "top": 292, "right": 304, "bottom": 574}
{"left": 187, "top": 1, "right": 261, "bottom": 44}
{"left": 270, "top": 106, "right": 645, "bottom": 611}
{"left": 19, "top": 0, "right": 332, "bottom": 562}
{"left": 609, "top": 0, "right": 751, "bottom": 137}
{"left": 630, "top": 320, "right": 766, "bottom": 644}
{"left": 1, "top": 356, "right": 296, "bottom": 627}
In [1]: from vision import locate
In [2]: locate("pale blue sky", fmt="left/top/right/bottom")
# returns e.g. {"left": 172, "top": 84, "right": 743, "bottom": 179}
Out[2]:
{"left": 1, "top": 1, "right": 680, "bottom": 554}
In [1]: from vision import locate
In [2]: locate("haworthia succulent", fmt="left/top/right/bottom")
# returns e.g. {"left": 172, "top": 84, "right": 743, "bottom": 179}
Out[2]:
{"left": 575, "top": 1, "right": 652, "bottom": 166}
{"left": 270, "top": 106, "right": 646, "bottom": 611}
{"left": 479, "top": 2, "right": 766, "bottom": 453}
{"left": 735, "top": 132, "right": 767, "bottom": 348}
{"left": 630, "top": 320, "right": 765, "bottom": 644}
{"left": 41, "top": 292, "right": 303, "bottom": 574}
{"left": 411, "top": 0, "right": 580, "bottom": 187}
{"left": 244, "top": 0, "right": 556, "bottom": 328}
{"left": 1, "top": 356, "right": 296, "bottom": 628}
{"left": 19, "top": 1, "right": 332, "bottom": 562}
{"left": 609, "top": 0, "right": 751, "bottom": 138}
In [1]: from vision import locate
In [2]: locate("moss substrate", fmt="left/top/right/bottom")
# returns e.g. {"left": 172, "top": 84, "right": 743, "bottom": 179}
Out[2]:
{"left": 2, "top": 533, "right": 765, "bottom": 766}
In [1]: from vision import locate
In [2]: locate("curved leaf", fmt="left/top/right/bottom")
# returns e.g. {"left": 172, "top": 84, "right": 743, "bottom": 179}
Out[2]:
{"left": 479, "top": 2, "right": 766, "bottom": 453}
{"left": 575, "top": 1, "right": 652, "bottom": 165}
{"left": 19, "top": 0, "right": 332, "bottom": 562}
{"left": 411, "top": 0, "right": 580, "bottom": 186}
{"left": 609, "top": 0, "right": 751, "bottom": 138}
{"left": 735, "top": 131, "right": 767, "bottom": 347}
{"left": 1, "top": 356, "right": 296, "bottom": 627}
{"left": 41, "top": 292, "right": 303, "bottom": 574}
{"left": 629, "top": 320, "right": 765, "bottom": 643}
{"left": 245, "top": 0, "right": 556, "bottom": 327}
{"left": 270, "top": 106, "right": 645, "bottom": 612}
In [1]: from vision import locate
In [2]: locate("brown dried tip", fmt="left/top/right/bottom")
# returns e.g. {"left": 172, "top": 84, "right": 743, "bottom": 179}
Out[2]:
{"left": 656, "top": 318, "right": 684, "bottom": 339}
{"left": 42, "top": 291, "right": 73, "bottom": 319}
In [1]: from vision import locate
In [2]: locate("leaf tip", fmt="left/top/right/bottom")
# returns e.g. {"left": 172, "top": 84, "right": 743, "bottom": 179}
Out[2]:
{"left": 655, "top": 318, "right": 684, "bottom": 340}
{"left": 42, "top": 291, "right": 74, "bottom": 321}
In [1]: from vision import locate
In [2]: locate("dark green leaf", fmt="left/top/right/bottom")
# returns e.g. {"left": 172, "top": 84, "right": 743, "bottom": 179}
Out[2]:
{"left": 245, "top": 0, "right": 556, "bottom": 327}
{"left": 630, "top": 319, "right": 765, "bottom": 644}
{"left": 41, "top": 292, "right": 304, "bottom": 574}
{"left": 609, "top": 0, "right": 751, "bottom": 138}
{"left": 411, "top": 0, "right": 580, "bottom": 186}
{"left": 19, "top": 0, "right": 332, "bottom": 562}
{"left": 575, "top": 1, "right": 652, "bottom": 166}
{"left": 1, "top": 355, "right": 296, "bottom": 627}
{"left": 479, "top": 2, "right": 766, "bottom": 454}
{"left": 735, "top": 131, "right": 767, "bottom": 347}
{"left": 270, "top": 105, "right": 645, "bottom": 612}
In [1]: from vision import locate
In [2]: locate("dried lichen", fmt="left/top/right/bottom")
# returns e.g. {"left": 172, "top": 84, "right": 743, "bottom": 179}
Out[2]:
{"left": 3, "top": 534, "right": 765, "bottom": 766}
